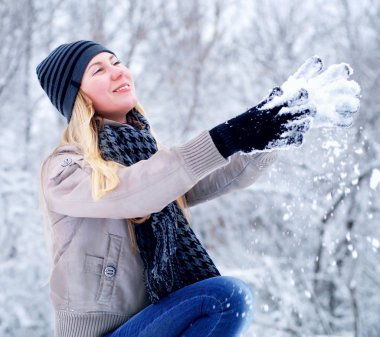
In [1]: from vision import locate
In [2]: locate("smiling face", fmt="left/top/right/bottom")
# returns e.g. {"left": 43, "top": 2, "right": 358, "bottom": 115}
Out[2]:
{"left": 80, "top": 52, "right": 137, "bottom": 123}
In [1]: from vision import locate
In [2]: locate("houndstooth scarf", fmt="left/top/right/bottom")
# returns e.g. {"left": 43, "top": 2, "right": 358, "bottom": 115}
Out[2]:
{"left": 97, "top": 109, "right": 220, "bottom": 303}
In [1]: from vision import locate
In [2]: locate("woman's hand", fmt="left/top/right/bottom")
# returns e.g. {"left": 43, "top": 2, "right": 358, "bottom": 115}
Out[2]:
{"left": 209, "top": 56, "right": 361, "bottom": 159}
{"left": 209, "top": 86, "right": 316, "bottom": 158}
{"left": 271, "top": 56, "right": 361, "bottom": 128}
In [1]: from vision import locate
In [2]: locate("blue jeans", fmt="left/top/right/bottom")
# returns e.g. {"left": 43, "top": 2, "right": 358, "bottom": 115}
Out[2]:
{"left": 105, "top": 276, "right": 254, "bottom": 337}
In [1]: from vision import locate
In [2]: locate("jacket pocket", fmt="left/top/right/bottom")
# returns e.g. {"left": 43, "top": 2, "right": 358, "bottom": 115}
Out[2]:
{"left": 96, "top": 234, "right": 123, "bottom": 304}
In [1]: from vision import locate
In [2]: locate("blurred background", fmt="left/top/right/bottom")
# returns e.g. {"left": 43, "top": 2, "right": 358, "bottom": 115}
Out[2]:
{"left": 0, "top": 0, "right": 379, "bottom": 336}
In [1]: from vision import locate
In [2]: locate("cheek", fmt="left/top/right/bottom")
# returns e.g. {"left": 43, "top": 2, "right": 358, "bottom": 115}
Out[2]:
{"left": 82, "top": 81, "right": 108, "bottom": 107}
{"left": 90, "top": 82, "right": 106, "bottom": 97}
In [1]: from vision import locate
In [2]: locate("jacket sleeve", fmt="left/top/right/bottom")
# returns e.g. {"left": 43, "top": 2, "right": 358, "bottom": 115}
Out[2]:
{"left": 42, "top": 131, "right": 227, "bottom": 219}
{"left": 185, "top": 151, "right": 277, "bottom": 207}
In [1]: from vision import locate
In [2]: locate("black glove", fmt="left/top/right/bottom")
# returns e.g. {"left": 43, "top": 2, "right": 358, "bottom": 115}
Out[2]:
{"left": 209, "top": 87, "right": 315, "bottom": 158}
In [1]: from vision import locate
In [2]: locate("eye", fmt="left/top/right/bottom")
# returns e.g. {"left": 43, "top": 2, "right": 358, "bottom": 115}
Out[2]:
{"left": 112, "top": 60, "right": 121, "bottom": 66}
{"left": 92, "top": 67, "right": 103, "bottom": 76}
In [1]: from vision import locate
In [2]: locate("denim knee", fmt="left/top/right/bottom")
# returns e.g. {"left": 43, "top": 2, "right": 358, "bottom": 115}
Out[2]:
{"left": 219, "top": 277, "right": 254, "bottom": 316}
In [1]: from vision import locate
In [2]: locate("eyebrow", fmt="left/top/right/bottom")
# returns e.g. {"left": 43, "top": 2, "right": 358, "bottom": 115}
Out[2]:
{"left": 86, "top": 54, "right": 117, "bottom": 73}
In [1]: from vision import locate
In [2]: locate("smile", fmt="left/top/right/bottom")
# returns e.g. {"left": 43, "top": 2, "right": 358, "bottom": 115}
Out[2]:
{"left": 113, "top": 84, "right": 131, "bottom": 92}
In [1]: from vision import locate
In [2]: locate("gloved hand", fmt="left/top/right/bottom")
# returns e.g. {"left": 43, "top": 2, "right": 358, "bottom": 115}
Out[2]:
{"left": 209, "top": 55, "right": 361, "bottom": 159}
{"left": 209, "top": 86, "right": 316, "bottom": 158}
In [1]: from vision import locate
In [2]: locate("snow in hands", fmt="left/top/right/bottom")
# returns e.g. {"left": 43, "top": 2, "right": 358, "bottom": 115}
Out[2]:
{"left": 214, "top": 56, "right": 361, "bottom": 154}
{"left": 263, "top": 56, "right": 361, "bottom": 129}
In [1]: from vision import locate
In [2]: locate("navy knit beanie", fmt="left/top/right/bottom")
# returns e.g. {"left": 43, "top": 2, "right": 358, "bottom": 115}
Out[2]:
{"left": 36, "top": 40, "right": 114, "bottom": 122}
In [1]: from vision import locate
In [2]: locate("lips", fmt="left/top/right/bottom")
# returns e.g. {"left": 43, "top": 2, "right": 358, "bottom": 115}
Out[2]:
{"left": 113, "top": 83, "right": 131, "bottom": 92}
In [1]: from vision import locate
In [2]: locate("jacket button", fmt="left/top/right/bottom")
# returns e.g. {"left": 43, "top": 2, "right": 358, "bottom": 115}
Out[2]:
{"left": 104, "top": 266, "right": 117, "bottom": 278}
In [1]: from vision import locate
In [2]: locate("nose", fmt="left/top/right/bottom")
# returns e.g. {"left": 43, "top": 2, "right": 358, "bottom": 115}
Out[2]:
{"left": 110, "top": 67, "right": 123, "bottom": 81}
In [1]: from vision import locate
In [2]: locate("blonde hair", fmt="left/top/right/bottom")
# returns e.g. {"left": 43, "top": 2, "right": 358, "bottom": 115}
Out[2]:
{"left": 58, "top": 90, "right": 188, "bottom": 249}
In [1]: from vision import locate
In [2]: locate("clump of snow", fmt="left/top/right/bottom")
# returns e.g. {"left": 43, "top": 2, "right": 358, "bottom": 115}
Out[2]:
{"left": 263, "top": 56, "right": 361, "bottom": 129}
{"left": 369, "top": 168, "right": 380, "bottom": 190}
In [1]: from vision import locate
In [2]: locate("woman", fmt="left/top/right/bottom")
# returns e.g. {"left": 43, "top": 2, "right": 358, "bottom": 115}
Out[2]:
{"left": 37, "top": 40, "right": 356, "bottom": 337}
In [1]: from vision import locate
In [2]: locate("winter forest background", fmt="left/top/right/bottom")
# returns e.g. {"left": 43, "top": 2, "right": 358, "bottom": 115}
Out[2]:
{"left": 0, "top": 0, "right": 379, "bottom": 336}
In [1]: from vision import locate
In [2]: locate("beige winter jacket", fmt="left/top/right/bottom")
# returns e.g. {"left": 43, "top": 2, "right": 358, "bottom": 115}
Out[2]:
{"left": 41, "top": 130, "right": 276, "bottom": 337}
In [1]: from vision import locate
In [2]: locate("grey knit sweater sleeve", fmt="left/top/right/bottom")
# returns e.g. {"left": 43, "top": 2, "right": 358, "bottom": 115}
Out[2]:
{"left": 185, "top": 151, "right": 277, "bottom": 207}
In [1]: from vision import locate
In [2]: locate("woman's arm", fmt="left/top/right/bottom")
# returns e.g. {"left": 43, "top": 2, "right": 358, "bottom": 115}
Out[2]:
{"left": 42, "top": 131, "right": 227, "bottom": 219}
{"left": 185, "top": 151, "right": 277, "bottom": 207}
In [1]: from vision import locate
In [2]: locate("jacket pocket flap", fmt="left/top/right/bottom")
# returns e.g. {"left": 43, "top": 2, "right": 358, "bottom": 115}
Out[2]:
{"left": 84, "top": 255, "right": 104, "bottom": 275}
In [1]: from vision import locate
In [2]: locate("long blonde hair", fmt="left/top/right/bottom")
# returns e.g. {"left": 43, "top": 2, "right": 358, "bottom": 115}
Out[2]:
{"left": 60, "top": 90, "right": 188, "bottom": 249}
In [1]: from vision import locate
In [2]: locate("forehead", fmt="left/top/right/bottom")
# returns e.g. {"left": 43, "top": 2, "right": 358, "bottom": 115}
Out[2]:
{"left": 87, "top": 52, "right": 116, "bottom": 67}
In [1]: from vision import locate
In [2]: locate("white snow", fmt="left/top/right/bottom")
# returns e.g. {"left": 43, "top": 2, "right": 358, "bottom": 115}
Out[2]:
{"left": 346, "top": 232, "right": 351, "bottom": 241}
{"left": 369, "top": 168, "right": 380, "bottom": 190}
{"left": 263, "top": 56, "right": 361, "bottom": 130}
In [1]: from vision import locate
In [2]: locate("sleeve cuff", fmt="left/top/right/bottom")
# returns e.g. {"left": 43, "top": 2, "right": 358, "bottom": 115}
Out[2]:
{"left": 248, "top": 151, "right": 278, "bottom": 170}
{"left": 177, "top": 131, "right": 228, "bottom": 180}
